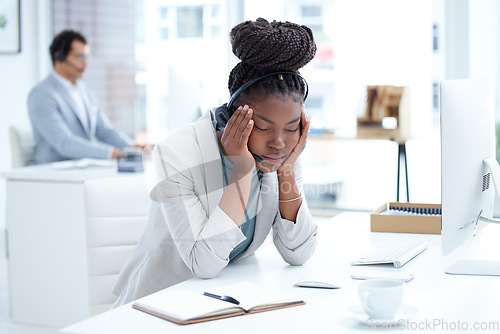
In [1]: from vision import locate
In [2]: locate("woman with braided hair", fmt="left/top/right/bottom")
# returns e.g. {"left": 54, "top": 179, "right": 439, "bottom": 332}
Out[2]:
{"left": 112, "top": 18, "right": 318, "bottom": 307}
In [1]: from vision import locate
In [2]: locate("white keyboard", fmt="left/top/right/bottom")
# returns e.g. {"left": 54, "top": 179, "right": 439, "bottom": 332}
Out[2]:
{"left": 351, "top": 240, "right": 428, "bottom": 268}
{"left": 51, "top": 158, "right": 114, "bottom": 170}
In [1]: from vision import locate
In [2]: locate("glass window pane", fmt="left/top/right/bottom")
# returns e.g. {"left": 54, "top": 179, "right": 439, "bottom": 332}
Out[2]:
{"left": 177, "top": 7, "right": 203, "bottom": 38}
{"left": 160, "top": 27, "right": 169, "bottom": 40}
{"left": 211, "top": 5, "right": 220, "bottom": 17}
{"left": 301, "top": 5, "right": 322, "bottom": 17}
{"left": 159, "top": 7, "right": 168, "bottom": 21}
{"left": 308, "top": 24, "right": 323, "bottom": 35}
{"left": 212, "top": 26, "right": 221, "bottom": 37}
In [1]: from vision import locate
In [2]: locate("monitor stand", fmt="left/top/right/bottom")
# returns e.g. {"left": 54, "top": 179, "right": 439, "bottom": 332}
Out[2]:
{"left": 444, "top": 157, "right": 500, "bottom": 276}
{"left": 445, "top": 260, "right": 500, "bottom": 276}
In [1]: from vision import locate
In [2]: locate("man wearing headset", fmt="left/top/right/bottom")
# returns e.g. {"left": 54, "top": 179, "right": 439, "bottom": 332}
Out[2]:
{"left": 27, "top": 30, "right": 137, "bottom": 164}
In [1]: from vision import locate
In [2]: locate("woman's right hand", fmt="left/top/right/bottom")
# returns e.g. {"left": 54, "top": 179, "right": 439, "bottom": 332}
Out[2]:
{"left": 220, "top": 105, "right": 255, "bottom": 174}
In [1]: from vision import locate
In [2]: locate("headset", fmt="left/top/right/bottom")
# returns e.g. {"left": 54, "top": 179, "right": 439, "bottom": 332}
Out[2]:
{"left": 56, "top": 34, "right": 85, "bottom": 73}
{"left": 215, "top": 71, "right": 308, "bottom": 130}
{"left": 215, "top": 71, "right": 309, "bottom": 163}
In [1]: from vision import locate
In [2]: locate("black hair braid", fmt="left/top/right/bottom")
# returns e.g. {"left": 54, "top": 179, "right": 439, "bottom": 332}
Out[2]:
{"left": 228, "top": 18, "right": 316, "bottom": 102}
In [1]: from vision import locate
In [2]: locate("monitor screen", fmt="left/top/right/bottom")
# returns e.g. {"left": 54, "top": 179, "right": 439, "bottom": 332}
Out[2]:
{"left": 440, "top": 77, "right": 500, "bottom": 276}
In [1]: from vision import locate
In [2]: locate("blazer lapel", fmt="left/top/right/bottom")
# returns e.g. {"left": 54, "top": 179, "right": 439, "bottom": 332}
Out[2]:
{"left": 49, "top": 75, "right": 92, "bottom": 137}
{"left": 193, "top": 110, "right": 224, "bottom": 214}
{"left": 78, "top": 84, "right": 96, "bottom": 137}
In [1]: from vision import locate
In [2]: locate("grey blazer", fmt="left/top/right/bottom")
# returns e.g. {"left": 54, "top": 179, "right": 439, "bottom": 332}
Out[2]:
{"left": 27, "top": 73, "right": 134, "bottom": 164}
{"left": 112, "top": 110, "right": 318, "bottom": 307}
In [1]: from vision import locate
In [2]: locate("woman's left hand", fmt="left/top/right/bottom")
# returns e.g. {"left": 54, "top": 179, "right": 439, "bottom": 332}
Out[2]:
{"left": 277, "top": 106, "right": 310, "bottom": 175}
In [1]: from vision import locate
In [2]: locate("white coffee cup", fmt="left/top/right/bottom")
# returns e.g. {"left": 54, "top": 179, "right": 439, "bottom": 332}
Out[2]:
{"left": 358, "top": 279, "right": 404, "bottom": 320}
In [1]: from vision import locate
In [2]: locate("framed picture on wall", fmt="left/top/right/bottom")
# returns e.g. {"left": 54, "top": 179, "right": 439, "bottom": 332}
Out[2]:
{"left": 0, "top": 0, "right": 21, "bottom": 53}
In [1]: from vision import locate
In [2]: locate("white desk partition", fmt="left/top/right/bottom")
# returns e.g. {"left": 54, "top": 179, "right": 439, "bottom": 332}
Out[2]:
{"left": 2, "top": 162, "right": 149, "bottom": 328}
{"left": 61, "top": 212, "right": 500, "bottom": 334}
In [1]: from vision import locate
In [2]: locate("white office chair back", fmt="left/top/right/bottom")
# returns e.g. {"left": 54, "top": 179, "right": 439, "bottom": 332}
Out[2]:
{"left": 84, "top": 176, "right": 150, "bottom": 316}
{"left": 9, "top": 125, "right": 36, "bottom": 168}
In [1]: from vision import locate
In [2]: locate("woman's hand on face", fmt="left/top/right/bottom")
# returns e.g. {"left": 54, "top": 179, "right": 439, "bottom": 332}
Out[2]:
{"left": 220, "top": 105, "right": 255, "bottom": 174}
{"left": 277, "top": 106, "right": 310, "bottom": 174}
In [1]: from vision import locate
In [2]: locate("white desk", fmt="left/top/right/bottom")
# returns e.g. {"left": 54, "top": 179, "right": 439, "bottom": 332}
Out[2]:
{"left": 62, "top": 212, "right": 500, "bottom": 333}
{"left": 2, "top": 162, "right": 145, "bottom": 328}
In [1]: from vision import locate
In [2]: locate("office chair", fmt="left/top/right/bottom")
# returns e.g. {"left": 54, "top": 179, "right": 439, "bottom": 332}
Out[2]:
{"left": 9, "top": 124, "right": 36, "bottom": 168}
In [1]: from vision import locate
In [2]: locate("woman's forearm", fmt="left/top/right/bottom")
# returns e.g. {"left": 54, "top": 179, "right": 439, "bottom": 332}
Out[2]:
{"left": 277, "top": 169, "right": 301, "bottom": 222}
{"left": 219, "top": 170, "right": 253, "bottom": 227}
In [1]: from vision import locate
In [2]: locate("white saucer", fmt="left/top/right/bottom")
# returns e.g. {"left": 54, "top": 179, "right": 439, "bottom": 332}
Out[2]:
{"left": 345, "top": 304, "right": 418, "bottom": 326}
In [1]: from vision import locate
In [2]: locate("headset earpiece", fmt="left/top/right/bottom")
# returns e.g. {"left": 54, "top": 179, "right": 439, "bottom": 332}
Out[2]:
{"left": 215, "top": 103, "right": 234, "bottom": 130}
{"left": 57, "top": 52, "right": 66, "bottom": 62}
{"left": 57, "top": 36, "right": 68, "bottom": 62}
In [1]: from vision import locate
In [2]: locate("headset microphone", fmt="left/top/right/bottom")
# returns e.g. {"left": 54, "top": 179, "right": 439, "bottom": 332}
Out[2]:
{"left": 252, "top": 153, "right": 263, "bottom": 163}
{"left": 64, "top": 59, "right": 83, "bottom": 72}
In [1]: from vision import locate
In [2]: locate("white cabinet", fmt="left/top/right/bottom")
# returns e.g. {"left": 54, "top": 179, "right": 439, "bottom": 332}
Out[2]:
{"left": 3, "top": 164, "right": 149, "bottom": 328}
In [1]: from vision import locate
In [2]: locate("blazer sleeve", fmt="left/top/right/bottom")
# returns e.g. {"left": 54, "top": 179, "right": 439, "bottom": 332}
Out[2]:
{"left": 150, "top": 140, "right": 247, "bottom": 279}
{"left": 28, "top": 85, "right": 115, "bottom": 159}
{"left": 271, "top": 159, "right": 318, "bottom": 266}
{"left": 94, "top": 111, "right": 135, "bottom": 148}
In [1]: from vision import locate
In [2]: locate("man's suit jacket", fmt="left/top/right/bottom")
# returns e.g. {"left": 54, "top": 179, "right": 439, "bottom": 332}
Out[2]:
{"left": 112, "top": 109, "right": 318, "bottom": 306}
{"left": 27, "top": 73, "right": 134, "bottom": 164}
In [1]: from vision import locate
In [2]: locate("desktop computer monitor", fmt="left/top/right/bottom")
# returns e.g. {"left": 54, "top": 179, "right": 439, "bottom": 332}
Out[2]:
{"left": 440, "top": 77, "right": 500, "bottom": 276}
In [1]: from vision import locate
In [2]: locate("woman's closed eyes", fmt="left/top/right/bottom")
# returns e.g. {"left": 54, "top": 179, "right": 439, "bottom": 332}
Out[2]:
{"left": 253, "top": 125, "right": 299, "bottom": 133}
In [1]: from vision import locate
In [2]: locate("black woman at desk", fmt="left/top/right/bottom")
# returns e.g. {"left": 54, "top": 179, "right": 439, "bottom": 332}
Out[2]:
{"left": 112, "top": 18, "right": 318, "bottom": 307}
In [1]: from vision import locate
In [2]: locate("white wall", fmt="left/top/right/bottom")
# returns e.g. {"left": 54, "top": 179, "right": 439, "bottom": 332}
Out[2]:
{"left": 0, "top": 0, "right": 51, "bottom": 232}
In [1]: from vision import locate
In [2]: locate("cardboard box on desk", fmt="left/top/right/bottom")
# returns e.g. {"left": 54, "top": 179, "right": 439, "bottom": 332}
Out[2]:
{"left": 371, "top": 202, "right": 441, "bottom": 234}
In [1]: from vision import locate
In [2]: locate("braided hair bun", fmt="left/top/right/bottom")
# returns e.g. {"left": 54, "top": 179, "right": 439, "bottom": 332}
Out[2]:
{"left": 228, "top": 18, "right": 316, "bottom": 97}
